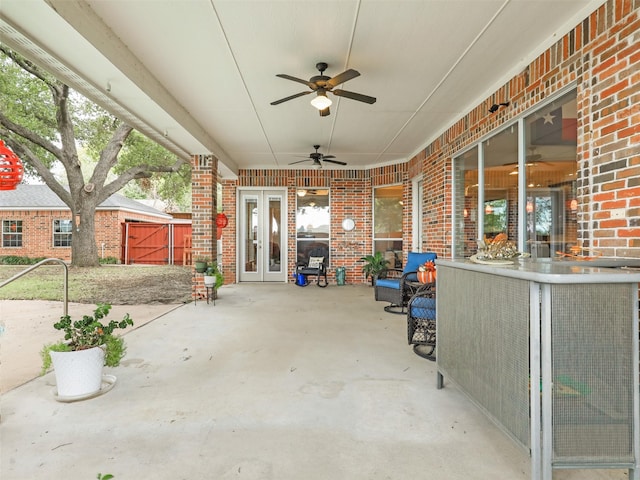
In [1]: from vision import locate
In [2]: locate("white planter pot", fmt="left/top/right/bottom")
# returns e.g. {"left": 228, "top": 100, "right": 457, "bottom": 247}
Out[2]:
{"left": 50, "top": 346, "right": 105, "bottom": 398}
{"left": 203, "top": 275, "right": 217, "bottom": 287}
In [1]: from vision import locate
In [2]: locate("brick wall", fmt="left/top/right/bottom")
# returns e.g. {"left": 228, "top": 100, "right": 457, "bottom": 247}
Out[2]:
{"left": 0, "top": 209, "right": 165, "bottom": 261}
{"left": 216, "top": 0, "right": 639, "bottom": 286}
{"left": 408, "top": 0, "right": 640, "bottom": 259}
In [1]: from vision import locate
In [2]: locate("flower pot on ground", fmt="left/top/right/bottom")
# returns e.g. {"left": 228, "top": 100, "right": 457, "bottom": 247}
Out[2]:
{"left": 41, "top": 303, "right": 133, "bottom": 399}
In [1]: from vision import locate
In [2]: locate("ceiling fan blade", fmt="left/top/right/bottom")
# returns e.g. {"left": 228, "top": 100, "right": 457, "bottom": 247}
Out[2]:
{"left": 332, "top": 89, "right": 377, "bottom": 104}
{"left": 326, "top": 69, "right": 360, "bottom": 88}
{"left": 275, "top": 74, "right": 317, "bottom": 90}
{"left": 322, "top": 158, "right": 347, "bottom": 166}
{"left": 289, "top": 159, "right": 312, "bottom": 165}
{"left": 270, "top": 91, "right": 311, "bottom": 105}
{"left": 319, "top": 107, "right": 330, "bottom": 117}
{"left": 322, "top": 155, "right": 336, "bottom": 159}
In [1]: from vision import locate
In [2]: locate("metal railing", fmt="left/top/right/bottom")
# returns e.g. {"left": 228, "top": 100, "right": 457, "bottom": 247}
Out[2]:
{"left": 0, "top": 258, "right": 69, "bottom": 316}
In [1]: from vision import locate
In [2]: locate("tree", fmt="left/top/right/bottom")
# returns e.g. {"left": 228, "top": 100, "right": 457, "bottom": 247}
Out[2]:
{"left": 0, "top": 47, "right": 189, "bottom": 266}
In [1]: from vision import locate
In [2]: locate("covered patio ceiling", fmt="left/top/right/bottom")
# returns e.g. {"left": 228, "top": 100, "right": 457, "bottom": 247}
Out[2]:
{"left": 0, "top": 1, "right": 601, "bottom": 179}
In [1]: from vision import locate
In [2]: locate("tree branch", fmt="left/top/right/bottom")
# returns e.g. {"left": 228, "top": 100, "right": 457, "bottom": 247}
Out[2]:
{"left": 98, "top": 157, "right": 188, "bottom": 203}
{"left": 0, "top": 111, "right": 62, "bottom": 158}
{"left": 0, "top": 46, "right": 60, "bottom": 93}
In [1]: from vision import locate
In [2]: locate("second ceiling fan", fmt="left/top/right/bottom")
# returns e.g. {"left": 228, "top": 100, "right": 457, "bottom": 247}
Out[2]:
{"left": 289, "top": 145, "right": 347, "bottom": 168}
{"left": 270, "top": 62, "right": 376, "bottom": 116}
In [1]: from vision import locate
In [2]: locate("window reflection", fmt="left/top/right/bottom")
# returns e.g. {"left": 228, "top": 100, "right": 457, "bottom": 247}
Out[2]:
{"left": 524, "top": 91, "right": 578, "bottom": 257}
{"left": 296, "top": 189, "right": 330, "bottom": 266}
{"left": 374, "top": 185, "right": 403, "bottom": 268}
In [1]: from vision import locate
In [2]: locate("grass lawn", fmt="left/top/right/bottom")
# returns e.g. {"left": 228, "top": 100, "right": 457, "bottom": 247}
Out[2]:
{"left": 0, "top": 264, "right": 193, "bottom": 304}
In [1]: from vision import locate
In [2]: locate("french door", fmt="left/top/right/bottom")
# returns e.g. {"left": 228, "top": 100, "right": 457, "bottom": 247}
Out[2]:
{"left": 238, "top": 189, "right": 287, "bottom": 282}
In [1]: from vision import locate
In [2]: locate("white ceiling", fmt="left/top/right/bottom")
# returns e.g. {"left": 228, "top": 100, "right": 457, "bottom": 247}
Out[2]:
{"left": 0, "top": 0, "right": 601, "bottom": 179}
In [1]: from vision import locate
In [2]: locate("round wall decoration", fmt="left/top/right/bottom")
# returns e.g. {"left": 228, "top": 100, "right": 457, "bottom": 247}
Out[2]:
{"left": 342, "top": 218, "right": 355, "bottom": 231}
{"left": 216, "top": 213, "right": 229, "bottom": 229}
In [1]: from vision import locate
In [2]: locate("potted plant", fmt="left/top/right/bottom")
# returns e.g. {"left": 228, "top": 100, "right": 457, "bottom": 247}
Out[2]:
{"left": 41, "top": 303, "right": 133, "bottom": 400}
{"left": 194, "top": 257, "right": 209, "bottom": 273}
{"left": 359, "top": 252, "right": 390, "bottom": 286}
{"left": 203, "top": 263, "right": 224, "bottom": 292}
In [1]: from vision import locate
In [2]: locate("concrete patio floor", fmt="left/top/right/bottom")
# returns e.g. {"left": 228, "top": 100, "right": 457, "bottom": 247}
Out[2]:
{"left": 0, "top": 283, "right": 629, "bottom": 479}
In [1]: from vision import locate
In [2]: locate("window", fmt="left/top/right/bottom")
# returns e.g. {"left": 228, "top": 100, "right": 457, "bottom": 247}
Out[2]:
{"left": 453, "top": 89, "right": 577, "bottom": 258}
{"left": 53, "top": 219, "right": 73, "bottom": 247}
{"left": 524, "top": 91, "right": 578, "bottom": 258}
{"left": 374, "top": 185, "right": 403, "bottom": 268}
{"left": 296, "top": 189, "right": 330, "bottom": 266}
{"left": 2, "top": 220, "right": 23, "bottom": 247}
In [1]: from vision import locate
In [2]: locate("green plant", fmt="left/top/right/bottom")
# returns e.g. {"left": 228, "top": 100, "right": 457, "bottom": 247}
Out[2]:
{"left": 205, "top": 263, "right": 224, "bottom": 289}
{"left": 98, "top": 256, "right": 119, "bottom": 264}
{"left": 359, "top": 252, "right": 390, "bottom": 282}
{"left": 40, "top": 303, "right": 133, "bottom": 375}
{"left": 97, "top": 474, "right": 114, "bottom": 480}
{"left": 0, "top": 255, "right": 47, "bottom": 265}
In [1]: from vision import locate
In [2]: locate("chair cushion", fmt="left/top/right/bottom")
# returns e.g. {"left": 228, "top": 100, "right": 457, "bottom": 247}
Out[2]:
{"left": 410, "top": 296, "right": 436, "bottom": 319}
{"left": 404, "top": 252, "right": 437, "bottom": 274}
{"left": 308, "top": 256, "right": 324, "bottom": 268}
{"left": 375, "top": 278, "right": 400, "bottom": 290}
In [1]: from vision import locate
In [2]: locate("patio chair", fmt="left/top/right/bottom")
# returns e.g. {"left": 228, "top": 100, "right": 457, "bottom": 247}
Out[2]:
{"left": 296, "top": 247, "right": 328, "bottom": 287}
{"left": 407, "top": 284, "right": 436, "bottom": 361}
{"left": 374, "top": 251, "right": 437, "bottom": 314}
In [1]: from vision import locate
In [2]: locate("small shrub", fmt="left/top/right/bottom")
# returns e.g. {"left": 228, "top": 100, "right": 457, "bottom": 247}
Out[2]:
{"left": 99, "top": 256, "right": 119, "bottom": 265}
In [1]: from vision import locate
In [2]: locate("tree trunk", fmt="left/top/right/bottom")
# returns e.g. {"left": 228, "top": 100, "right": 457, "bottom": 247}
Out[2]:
{"left": 71, "top": 203, "right": 100, "bottom": 267}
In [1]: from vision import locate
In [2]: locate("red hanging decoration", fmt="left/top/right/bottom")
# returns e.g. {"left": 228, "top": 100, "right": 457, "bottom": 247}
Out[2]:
{"left": 0, "top": 140, "right": 24, "bottom": 191}
{"left": 215, "top": 213, "right": 228, "bottom": 229}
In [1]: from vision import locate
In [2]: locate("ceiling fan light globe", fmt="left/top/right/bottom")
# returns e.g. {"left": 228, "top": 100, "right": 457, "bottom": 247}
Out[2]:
{"left": 310, "top": 93, "right": 332, "bottom": 110}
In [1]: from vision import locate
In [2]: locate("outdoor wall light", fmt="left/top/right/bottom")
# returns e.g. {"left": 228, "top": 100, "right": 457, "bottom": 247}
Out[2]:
{"left": 489, "top": 101, "right": 510, "bottom": 113}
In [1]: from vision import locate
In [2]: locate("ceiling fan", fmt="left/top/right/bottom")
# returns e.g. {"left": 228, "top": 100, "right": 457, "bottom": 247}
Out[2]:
{"left": 289, "top": 145, "right": 347, "bottom": 168}
{"left": 270, "top": 62, "right": 377, "bottom": 117}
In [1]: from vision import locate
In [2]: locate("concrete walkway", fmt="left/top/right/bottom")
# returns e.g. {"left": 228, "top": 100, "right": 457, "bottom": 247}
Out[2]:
{"left": 0, "top": 284, "right": 627, "bottom": 479}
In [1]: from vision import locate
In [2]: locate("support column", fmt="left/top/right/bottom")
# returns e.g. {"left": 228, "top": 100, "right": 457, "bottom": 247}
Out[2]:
{"left": 191, "top": 154, "right": 217, "bottom": 300}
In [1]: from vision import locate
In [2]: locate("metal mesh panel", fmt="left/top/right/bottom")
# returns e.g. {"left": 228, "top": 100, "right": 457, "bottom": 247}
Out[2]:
{"left": 551, "top": 283, "right": 635, "bottom": 464}
{"left": 438, "top": 267, "right": 530, "bottom": 449}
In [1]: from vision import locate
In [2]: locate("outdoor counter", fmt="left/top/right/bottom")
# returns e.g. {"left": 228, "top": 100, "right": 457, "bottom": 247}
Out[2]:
{"left": 435, "top": 258, "right": 640, "bottom": 480}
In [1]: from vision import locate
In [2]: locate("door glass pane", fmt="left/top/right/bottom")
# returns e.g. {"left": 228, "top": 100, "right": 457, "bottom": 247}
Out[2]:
{"left": 268, "top": 196, "right": 282, "bottom": 272}
{"left": 374, "top": 185, "right": 403, "bottom": 268}
{"left": 244, "top": 197, "right": 258, "bottom": 272}
{"left": 296, "top": 189, "right": 330, "bottom": 265}
{"left": 524, "top": 91, "right": 577, "bottom": 258}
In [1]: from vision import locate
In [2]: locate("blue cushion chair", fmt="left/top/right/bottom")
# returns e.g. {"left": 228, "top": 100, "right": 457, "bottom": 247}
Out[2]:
{"left": 407, "top": 285, "right": 437, "bottom": 361}
{"left": 374, "top": 251, "right": 437, "bottom": 314}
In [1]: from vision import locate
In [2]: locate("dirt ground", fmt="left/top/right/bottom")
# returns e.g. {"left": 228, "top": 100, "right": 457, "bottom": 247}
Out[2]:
{"left": 86, "top": 266, "right": 193, "bottom": 304}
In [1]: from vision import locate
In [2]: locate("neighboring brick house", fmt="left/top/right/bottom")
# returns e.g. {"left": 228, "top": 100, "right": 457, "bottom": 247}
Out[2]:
{"left": 0, "top": 184, "right": 173, "bottom": 262}
{"left": 189, "top": 0, "right": 639, "bottom": 291}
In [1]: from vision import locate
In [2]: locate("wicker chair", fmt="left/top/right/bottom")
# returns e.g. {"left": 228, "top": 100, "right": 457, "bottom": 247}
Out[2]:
{"left": 374, "top": 251, "right": 437, "bottom": 314}
{"left": 407, "top": 284, "right": 437, "bottom": 360}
